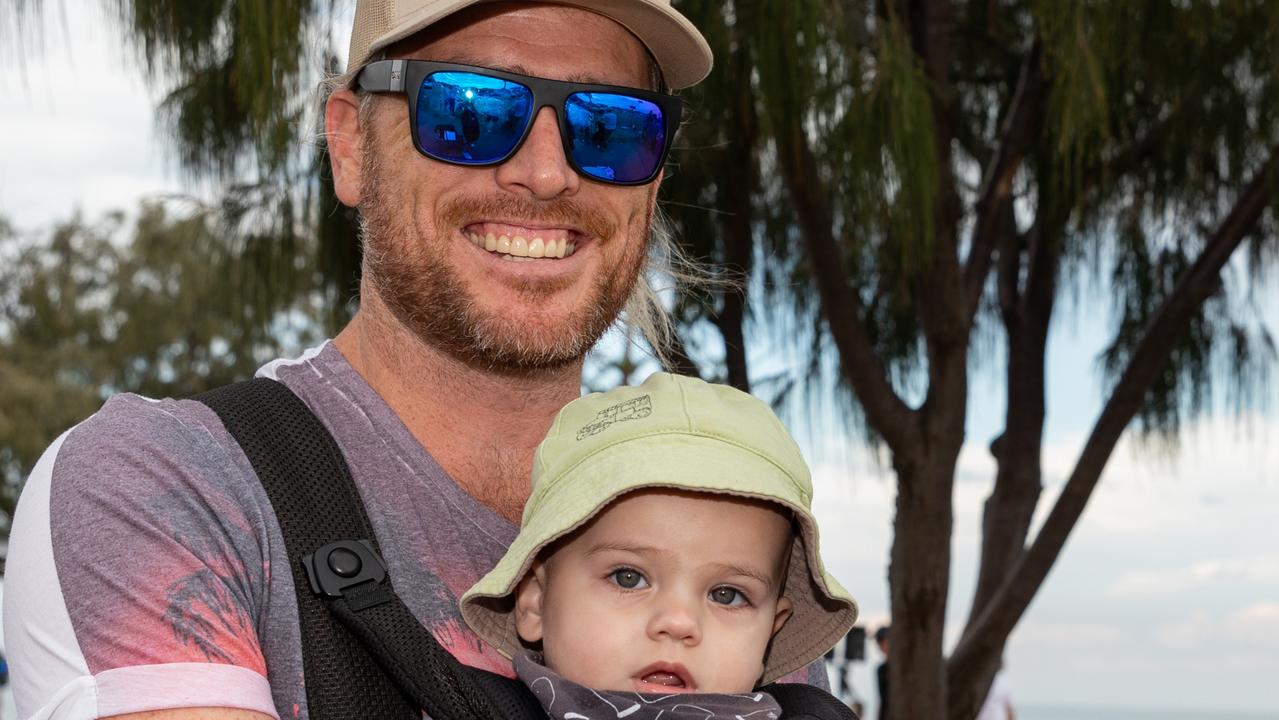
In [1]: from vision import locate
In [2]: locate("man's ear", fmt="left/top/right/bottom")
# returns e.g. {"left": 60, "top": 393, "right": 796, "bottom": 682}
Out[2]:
{"left": 325, "top": 87, "right": 366, "bottom": 208}
{"left": 514, "top": 560, "right": 548, "bottom": 643}
{"left": 772, "top": 596, "right": 793, "bottom": 635}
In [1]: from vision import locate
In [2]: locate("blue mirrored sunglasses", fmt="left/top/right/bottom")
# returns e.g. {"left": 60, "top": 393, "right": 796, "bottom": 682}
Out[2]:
{"left": 356, "top": 60, "right": 682, "bottom": 186}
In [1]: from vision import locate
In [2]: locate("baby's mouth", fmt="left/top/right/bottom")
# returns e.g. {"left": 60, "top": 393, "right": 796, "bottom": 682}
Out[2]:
{"left": 633, "top": 663, "right": 696, "bottom": 693}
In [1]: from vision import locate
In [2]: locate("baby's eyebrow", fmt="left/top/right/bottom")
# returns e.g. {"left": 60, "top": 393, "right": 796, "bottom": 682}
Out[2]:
{"left": 708, "top": 563, "right": 776, "bottom": 592}
{"left": 585, "top": 541, "right": 661, "bottom": 557}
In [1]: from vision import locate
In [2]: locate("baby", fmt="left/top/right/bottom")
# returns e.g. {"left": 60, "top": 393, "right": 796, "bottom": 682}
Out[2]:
{"left": 460, "top": 373, "right": 858, "bottom": 719}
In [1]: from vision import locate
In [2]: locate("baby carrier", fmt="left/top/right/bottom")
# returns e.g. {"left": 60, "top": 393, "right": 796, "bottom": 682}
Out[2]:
{"left": 195, "top": 379, "right": 856, "bottom": 720}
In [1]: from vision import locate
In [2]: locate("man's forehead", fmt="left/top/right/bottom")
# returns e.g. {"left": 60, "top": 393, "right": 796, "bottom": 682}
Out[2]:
{"left": 413, "top": 53, "right": 632, "bottom": 87}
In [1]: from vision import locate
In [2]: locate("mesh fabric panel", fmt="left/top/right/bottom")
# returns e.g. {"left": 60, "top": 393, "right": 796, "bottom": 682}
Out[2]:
{"left": 349, "top": 0, "right": 397, "bottom": 70}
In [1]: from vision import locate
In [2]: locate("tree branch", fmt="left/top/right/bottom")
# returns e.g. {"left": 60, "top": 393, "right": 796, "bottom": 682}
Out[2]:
{"left": 949, "top": 148, "right": 1278, "bottom": 687}
{"left": 948, "top": 217, "right": 1061, "bottom": 720}
{"left": 772, "top": 121, "right": 919, "bottom": 454}
{"left": 909, "top": 0, "right": 971, "bottom": 430}
{"left": 953, "top": 107, "right": 994, "bottom": 173}
{"left": 663, "top": 328, "right": 702, "bottom": 379}
{"left": 995, "top": 209, "right": 1023, "bottom": 328}
{"left": 962, "top": 41, "right": 1045, "bottom": 326}
{"left": 716, "top": 29, "right": 758, "bottom": 393}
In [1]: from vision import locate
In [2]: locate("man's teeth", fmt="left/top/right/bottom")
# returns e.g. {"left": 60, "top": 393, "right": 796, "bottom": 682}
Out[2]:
{"left": 468, "top": 232, "right": 575, "bottom": 260}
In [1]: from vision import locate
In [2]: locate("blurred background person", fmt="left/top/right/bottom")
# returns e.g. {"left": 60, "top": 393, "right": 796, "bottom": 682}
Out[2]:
{"left": 976, "top": 664, "right": 1015, "bottom": 720}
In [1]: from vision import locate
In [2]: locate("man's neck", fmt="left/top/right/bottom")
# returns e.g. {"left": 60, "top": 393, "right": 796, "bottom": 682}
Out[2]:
{"left": 333, "top": 297, "right": 583, "bottom": 523}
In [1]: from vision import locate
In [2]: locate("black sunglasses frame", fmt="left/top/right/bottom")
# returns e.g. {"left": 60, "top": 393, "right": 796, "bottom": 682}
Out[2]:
{"left": 356, "top": 59, "right": 683, "bottom": 186}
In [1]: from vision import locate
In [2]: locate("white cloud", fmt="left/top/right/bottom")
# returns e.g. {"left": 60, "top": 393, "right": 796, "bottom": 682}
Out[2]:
{"left": 1154, "top": 609, "right": 1216, "bottom": 649}
{"left": 1154, "top": 603, "right": 1279, "bottom": 651}
{"left": 1109, "top": 557, "right": 1279, "bottom": 597}
{"left": 1224, "top": 602, "right": 1279, "bottom": 648}
{"left": 1013, "top": 620, "right": 1127, "bottom": 649}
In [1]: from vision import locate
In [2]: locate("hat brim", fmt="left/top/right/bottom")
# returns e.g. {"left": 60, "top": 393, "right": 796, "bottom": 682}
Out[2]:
{"left": 352, "top": 0, "right": 713, "bottom": 90}
{"left": 460, "top": 431, "right": 858, "bottom": 684}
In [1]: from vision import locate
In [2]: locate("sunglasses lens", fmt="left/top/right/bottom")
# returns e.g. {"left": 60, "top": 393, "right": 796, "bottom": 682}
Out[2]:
{"left": 415, "top": 72, "right": 533, "bottom": 164}
{"left": 566, "top": 92, "right": 667, "bottom": 183}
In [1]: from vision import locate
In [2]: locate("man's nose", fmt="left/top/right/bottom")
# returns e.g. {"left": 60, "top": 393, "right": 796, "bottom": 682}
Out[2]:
{"left": 646, "top": 596, "right": 702, "bottom": 645}
{"left": 495, "top": 107, "right": 580, "bottom": 200}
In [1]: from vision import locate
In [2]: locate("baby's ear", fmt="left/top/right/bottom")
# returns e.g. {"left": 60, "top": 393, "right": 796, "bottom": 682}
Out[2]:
{"left": 772, "top": 596, "right": 794, "bottom": 635}
{"left": 514, "top": 560, "right": 548, "bottom": 643}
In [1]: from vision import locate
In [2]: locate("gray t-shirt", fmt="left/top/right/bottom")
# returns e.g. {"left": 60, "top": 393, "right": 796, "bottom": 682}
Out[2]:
{"left": 3, "top": 342, "right": 824, "bottom": 720}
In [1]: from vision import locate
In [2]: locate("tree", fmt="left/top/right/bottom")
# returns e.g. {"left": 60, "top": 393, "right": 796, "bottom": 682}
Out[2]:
{"left": 0, "top": 203, "right": 327, "bottom": 521}
{"left": 5, "top": 1, "right": 1279, "bottom": 717}
{"left": 722, "top": 2, "right": 1277, "bottom": 718}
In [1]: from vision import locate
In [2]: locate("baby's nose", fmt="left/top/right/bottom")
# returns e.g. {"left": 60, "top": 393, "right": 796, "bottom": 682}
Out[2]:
{"left": 646, "top": 598, "right": 702, "bottom": 645}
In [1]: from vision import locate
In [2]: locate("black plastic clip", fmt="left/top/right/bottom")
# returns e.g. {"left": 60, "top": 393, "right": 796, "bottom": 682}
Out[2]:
{"left": 303, "top": 539, "right": 389, "bottom": 601}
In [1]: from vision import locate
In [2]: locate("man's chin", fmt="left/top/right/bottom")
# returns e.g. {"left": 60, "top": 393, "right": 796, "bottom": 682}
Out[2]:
{"left": 424, "top": 312, "right": 604, "bottom": 372}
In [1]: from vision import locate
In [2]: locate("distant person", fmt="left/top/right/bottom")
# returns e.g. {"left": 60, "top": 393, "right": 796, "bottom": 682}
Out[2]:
{"left": 460, "top": 105, "right": 480, "bottom": 146}
{"left": 976, "top": 667, "right": 1016, "bottom": 720}
{"left": 875, "top": 625, "right": 890, "bottom": 720}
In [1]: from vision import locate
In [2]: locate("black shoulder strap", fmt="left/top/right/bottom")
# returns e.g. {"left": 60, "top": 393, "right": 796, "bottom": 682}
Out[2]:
{"left": 759, "top": 682, "right": 859, "bottom": 720}
{"left": 195, "top": 378, "right": 540, "bottom": 720}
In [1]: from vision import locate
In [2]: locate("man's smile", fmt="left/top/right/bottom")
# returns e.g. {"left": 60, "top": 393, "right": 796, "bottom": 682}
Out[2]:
{"left": 465, "top": 222, "right": 582, "bottom": 261}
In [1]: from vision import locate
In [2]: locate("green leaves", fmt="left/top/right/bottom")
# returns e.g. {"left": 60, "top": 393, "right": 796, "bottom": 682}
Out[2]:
{"left": 110, "top": 0, "right": 323, "bottom": 182}
{"left": 0, "top": 203, "right": 328, "bottom": 500}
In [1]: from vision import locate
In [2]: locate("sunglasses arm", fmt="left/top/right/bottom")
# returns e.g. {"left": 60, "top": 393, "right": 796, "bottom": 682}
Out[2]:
{"left": 357, "top": 59, "right": 407, "bottom": 94}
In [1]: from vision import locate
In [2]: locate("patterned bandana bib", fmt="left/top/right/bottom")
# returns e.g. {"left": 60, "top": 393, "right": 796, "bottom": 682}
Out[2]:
{"left": 513, "top": 651, "right": 783, "bottom": 720}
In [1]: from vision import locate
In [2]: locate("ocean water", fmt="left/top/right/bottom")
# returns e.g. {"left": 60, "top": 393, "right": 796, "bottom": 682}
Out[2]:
{"left": 1020, "top": 706, "right": 1278, "bottom": 720}
{"left": 841, "top": 701, "right": 1277, "bottom": 720}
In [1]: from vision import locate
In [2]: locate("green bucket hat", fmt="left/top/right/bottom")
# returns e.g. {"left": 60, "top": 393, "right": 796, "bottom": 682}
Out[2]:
{"left": 460, "top": 372, "right": 858, "bottom": 684}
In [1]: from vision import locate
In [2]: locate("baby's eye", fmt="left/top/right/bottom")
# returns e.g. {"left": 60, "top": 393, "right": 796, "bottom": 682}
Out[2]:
{"left": 610, "top": 568, "right": 648, "bottom": 590}
{"left": 709, "top": 586, "right": 748, "bottom": 606}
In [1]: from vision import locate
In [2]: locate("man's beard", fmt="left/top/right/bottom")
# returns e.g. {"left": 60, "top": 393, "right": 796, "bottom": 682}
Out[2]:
{"left": 357, "top": 137, "right": 649, "bottom": 372}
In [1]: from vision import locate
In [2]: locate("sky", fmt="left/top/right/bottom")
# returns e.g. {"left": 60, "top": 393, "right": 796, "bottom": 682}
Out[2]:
{"left": 1, "top": 2, "right": 1277, "bottom": 716}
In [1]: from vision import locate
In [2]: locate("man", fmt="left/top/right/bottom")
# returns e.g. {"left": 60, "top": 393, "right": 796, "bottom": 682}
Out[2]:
{"left": 4, "top": 3, "right": 822, "bottom": 720}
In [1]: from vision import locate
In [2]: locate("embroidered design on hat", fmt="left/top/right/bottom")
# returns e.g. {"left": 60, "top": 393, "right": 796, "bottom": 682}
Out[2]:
{"left": 576, "top": 395, "right": 652, "bottom": 440}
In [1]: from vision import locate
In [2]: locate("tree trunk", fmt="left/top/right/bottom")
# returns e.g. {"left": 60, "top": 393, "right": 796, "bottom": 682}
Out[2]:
{"left": 948, "top": 212, "right": 1062, "bottom": 720}
{"left": 887, "top": 441, "right": 959, "bottom": 720}
{"left": 715, "top": 31, "right": 758, "bottom": 394}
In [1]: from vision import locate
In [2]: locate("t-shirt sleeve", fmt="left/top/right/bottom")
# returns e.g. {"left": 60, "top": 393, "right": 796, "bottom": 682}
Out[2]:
{"left": 3, "top": 395, "right": 281, "bottom": 720}
{"left": 775, "top": 657, "right": 832, "bottom": 690}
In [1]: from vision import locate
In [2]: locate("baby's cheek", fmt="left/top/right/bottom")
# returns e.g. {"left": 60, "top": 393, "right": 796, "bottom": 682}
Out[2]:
{"left": 544, "top": 628, "right": 609, "bottom": 688}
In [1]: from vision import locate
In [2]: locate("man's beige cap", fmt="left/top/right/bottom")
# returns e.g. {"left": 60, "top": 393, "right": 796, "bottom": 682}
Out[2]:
{"left": 348, "top": 0, "right": 713, "bottom": 90}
